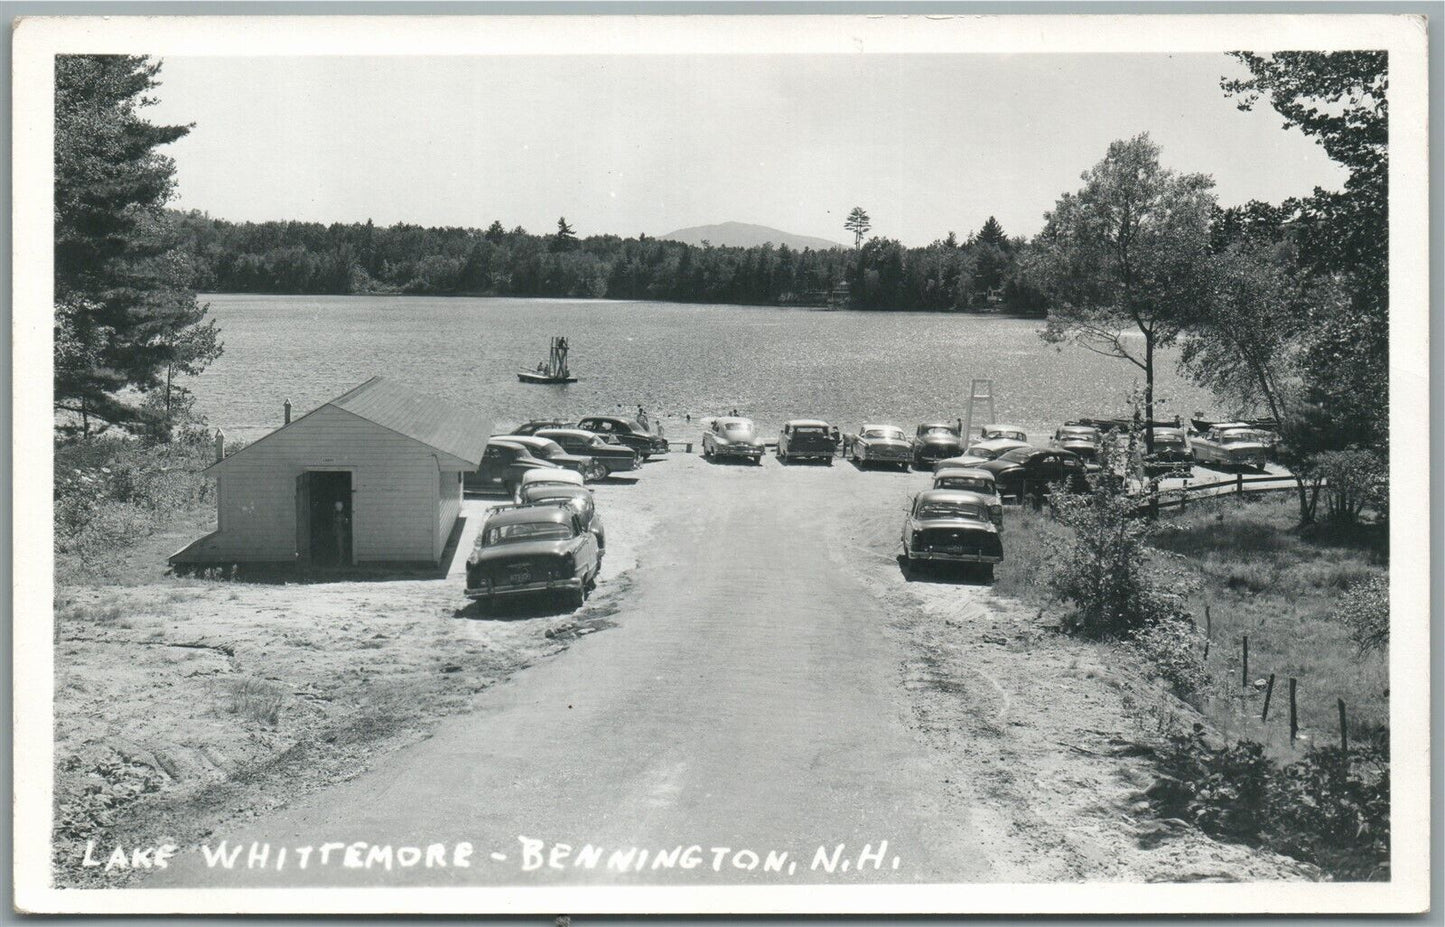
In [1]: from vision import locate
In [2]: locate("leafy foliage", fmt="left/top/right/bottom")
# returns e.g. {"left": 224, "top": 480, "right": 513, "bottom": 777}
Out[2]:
{"left": 54, "top": 55, "right": 222, "bottom": 435}
{"left": 1150, "top": 726, "right": 1390, "bottom": 880}
{"left": 1129, "top": 616, "right": 1210, "bottom": 702}
{"left": 1331, "top": 573, "right": 1389, "bottom": 655}
{"left": 1028, "top": 134, "right": 1216, "bottom": 439}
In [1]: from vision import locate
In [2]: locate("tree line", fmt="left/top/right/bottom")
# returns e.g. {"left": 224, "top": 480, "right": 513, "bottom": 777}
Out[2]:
{"left": 168, "top": 210, "right": 1046, "bottom": 313}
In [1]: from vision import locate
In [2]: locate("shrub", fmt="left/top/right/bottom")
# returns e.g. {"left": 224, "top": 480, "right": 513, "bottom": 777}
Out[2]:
{"left": 1150, "top": 726, "right": 1390, "bottom": 880}
{"left": 1129, "top": 616, "right": 1210, "bottom": 702}
{"left": 1310, "top": 448, "right": 1386, "bottom": 526}
{"left": 1331, "top": 573, "right": 1389, "bottom": 654}
{"left": 220, "top": 677, "right": 286, "bottom": 726}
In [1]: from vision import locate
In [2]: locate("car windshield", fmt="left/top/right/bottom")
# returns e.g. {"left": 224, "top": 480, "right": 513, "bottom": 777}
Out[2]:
{"left": 999, "top": 448, "right": 1035, "bottom": 463}
{"left": 1220, "top": 431, "right": 1258, "bottom": 444}
{"left": 863, "top": 427, "right": 905, "bottom": 440}
{"left": 793, "top": 426, "right": 827, "bottom": 435}
{"left": 1062, "top": 430, "right": 1099, "bottom": 442}
{"left": 1153, "top": 432, "right": 1184, "bottom": 444}
{"left": 921, "top": 426, "right": 958, "bottom": 437}
{"left": 963, "top": 445, "right": 999, "bottom": 459}
{"left": 530, "top": 441, "right": 566, "bottom": 458}
{"left": 484, "top": 522, "right": 572, "bottom": 545}
{"left": 723, "top": 423, "right": 755, "bottom": 439}
{"left": 985, "top": 429, "right": 1024, "bottom": 440}
{"left": 917, "top": 502, "right": 984, "bottom": 521}
{"left": 936, "top": 477, "right": 991, "bottom": 493}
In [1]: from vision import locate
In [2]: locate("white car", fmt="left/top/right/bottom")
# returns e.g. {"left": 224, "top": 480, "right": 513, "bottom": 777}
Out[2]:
{"left": 979, "top": 424, "right": 1029, "bottom": 443}
{"left": 936, "top": 437, "right": 1030, "bottom": 471}
{"left": 517, "top": 467, "right": 586, "bottom": 500}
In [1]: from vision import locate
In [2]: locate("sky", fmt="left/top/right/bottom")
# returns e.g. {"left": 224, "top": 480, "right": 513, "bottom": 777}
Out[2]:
{"left": 146, "top": 54, "right": 1348, "bottom": 248}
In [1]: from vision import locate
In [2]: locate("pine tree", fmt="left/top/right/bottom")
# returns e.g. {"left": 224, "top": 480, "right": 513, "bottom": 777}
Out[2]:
{"left": 54, "top": 55, "right": 221, "bottom": 435}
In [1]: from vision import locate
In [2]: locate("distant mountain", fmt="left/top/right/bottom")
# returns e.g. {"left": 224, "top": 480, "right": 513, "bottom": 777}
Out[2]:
{"left": 659, "top": 221, "right": 844, "bottom": 251}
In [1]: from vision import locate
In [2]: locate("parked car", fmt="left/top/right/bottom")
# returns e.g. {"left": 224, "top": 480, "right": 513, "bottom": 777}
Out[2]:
{"left": 466, "top": 438, "right": 565, "bottom": 497}
{"left": 518, "top": 483, "right": 605, "bottom": 552}
{"left": 1051, "top": 423, "right": 1103, "bottom": 460}
{"left": 465, "top": 503, "right": 602, "bottom": 609}
{"left": 848, "top": 424, "right": 913, "bottom": 470}
{"left": 777, "top": 419, "right": 837, "bottom": 465}
{"left": 938, "top": 437, "right": 1030, "bottom": 471}
{"left": 702, "top": 416, "right": 765, "bottom": 464}
{"left": 975, "top": 446, "right": 1089, "bottom": 500}
{"left": 508, "top": 419, "right": 573, "bottom": 437}
{"left": 497, "top": 435, "right": 606, "bottom": 482}
{"left": 1142, "top": 426, "right": 1192, "bottom": 476}
{"left": 979, "top": 424, "right": 1029, "bottom": 443}
{"left": 533, "top": 427, "right": 639, "bottom": 475}
{"left": 577, "top": 415, "right": 669, "bottom": 459}
{"left": 1191, "top": 423, "right": 1270, "bottom": 471}
{"left": 913, "top": 422, "right": 965, "bottom": 468}
{"left": 900, "top": 489, "right": 1004, "bottom": 579}
{"left": 519, "top": 467, "right": 586, "bottom": 497}
{"left": 931, "top": 466, "right": 1004, "bottom": 526}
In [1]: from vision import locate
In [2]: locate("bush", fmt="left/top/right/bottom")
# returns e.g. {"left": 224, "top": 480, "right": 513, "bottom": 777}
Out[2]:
{"left": 1150, "top": 726, "right": 1389, "bottom": 880}
{"left": 1129, "top": 617, "right": 1211, "bottom": 701}
{"left": 1332, "top": 573, "right": 1389, "bottom": 654}
{"left": 1309, "top": 448, "right": 1386, "bottom": 526}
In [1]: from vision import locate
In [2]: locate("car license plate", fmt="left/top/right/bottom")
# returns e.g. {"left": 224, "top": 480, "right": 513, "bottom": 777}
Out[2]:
{"left": 508, "top": 570, "right": 531, "bottom": 584}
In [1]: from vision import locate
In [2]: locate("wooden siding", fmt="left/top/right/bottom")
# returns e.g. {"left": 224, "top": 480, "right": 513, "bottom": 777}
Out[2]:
{"left": 198, "top": 405, "right": 443, "bottom": 563}
{"left": 436, "top": 468, "right": 463, "bottom": 561}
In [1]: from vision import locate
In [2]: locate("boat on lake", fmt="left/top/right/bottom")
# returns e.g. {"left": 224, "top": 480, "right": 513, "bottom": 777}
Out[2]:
{"left": 518, "top": 336, "right": 578, "bottom": 384}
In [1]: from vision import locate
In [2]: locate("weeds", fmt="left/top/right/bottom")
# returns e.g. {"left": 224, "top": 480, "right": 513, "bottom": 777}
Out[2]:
{"left": 219, "top": 677, "right": 286, "bottom": 725}
{"left": 1149, "top": 724, "right": 1389, "bottom": 880}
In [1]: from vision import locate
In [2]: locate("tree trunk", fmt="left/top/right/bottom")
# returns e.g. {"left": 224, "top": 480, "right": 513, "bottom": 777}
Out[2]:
{"left": 1144, "top": 332, "right": 1155, "bottom": 455}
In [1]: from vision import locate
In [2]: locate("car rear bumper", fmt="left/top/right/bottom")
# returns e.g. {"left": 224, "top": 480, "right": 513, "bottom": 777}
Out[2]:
{"left": 466, "top": 576, "right": 583, "bottom": 600}
{"left": 907, "top": 549, "right": 1003, "bottom": 564}
{"left": 716, "top": 446, "right": 763, "bottom": 458}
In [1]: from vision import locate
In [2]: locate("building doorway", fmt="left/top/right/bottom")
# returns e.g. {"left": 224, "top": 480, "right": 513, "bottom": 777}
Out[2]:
{"left": 297, "top": 470, "right": 353, "bottom": 566}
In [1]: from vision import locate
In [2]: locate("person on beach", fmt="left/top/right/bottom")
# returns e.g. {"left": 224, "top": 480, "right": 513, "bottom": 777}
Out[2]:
{"left": 637, "top": 405, "right": 650, "bottom": 430}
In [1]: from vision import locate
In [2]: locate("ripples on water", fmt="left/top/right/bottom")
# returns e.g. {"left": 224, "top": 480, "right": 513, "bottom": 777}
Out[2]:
{"left": 192, "top": 295, "right": 1224, "bottom": 444}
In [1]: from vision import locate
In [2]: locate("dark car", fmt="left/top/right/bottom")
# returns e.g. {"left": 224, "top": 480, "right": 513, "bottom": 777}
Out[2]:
{"left": 1143, "top": 426, "right": 1192, "bottom": 476}
{"left": 777, "top": 419, "right": 837, "bottom": 465}
{"left": 466, "top": 438, "right": 565, "bottom": 498}
{"left": 900, "top": 489, "right": 1004, "bottom": 579}
{"left": 912, "top": 422, "right": 965, "bottom": 469}
{"left": 976, "top": 446, "right": 1089, "bottom": 501}
{"left": 497, "top": 435, "right": 607, "bottom": 482}
{"left": 533, "top": 427, "right": 639, "bottom": 475}
{"left": 508, "top": 419, "right": 573, "bottom": 437}
{"left": 577, "top": 416, "right": 669, "bottom": 459}
{"left": 517, "top": 483, "right": 605, "bottom": 552}
{"left": 465, "top": 503, "right": 602, "bottom": 609}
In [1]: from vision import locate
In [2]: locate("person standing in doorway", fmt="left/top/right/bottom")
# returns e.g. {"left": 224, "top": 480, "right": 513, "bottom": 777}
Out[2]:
{"left": 332, "top": 500, "right": 350, "bottom": 566}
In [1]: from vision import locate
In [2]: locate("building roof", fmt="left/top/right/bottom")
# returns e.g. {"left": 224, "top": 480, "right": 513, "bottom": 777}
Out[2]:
{"left": 211, "top": 376, "right": 492, "bottom": 471}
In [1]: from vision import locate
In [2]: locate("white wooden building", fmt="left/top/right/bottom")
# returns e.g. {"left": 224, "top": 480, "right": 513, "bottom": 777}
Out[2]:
{"left": 171, "top": 377, "right": 490, "bottom": 567}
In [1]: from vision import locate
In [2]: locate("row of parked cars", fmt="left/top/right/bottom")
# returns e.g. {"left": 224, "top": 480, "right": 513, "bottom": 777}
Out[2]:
{"left": 462, "top": 415, "right": 668, "bottom": 610}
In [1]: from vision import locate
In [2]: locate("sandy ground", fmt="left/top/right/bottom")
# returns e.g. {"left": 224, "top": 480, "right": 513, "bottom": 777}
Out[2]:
{"left": 53, "top": 450, "right": 1311, "bottom": 890}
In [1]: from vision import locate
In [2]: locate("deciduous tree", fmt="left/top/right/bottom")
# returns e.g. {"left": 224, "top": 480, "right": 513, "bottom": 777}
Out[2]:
{"left": 1028, "top": 134, "right": 1216, "bottom": 449}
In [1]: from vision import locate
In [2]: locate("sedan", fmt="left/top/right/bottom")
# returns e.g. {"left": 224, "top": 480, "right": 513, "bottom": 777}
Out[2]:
{"left": 901, "top": 489, "right": 1004, "bottom": 580}
{"left": 533, "top": 427, "right": 639, "bottom": 475}
{"left": 702, "top": 417, "right": 765, "bottom": 464}
{"left": 577, "top": 416, "right": 669, "bottom": 459}
{"left": 848, "top": 424, "right": 913, "bottom": 470}
{"left": 518, "top": 483, "right": 606, "bottom": 552}
{"left": 975, "top": 447, "right": 1089, "bottom": 501}
{"left": 931, "top": 466, "right": 1004, "bottom": 526}
{"left": 1191, "top": 424, "right": 1270, "bottom": 471}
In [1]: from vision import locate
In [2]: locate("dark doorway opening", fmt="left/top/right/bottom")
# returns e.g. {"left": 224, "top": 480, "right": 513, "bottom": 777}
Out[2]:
{"left": 298, "top": 470, "right": 352, "bottom": 566}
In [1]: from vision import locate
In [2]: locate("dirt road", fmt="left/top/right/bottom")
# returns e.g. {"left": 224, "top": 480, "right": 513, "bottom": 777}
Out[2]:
{"left": 135, "top": 452, "right": 1306, "bottom": 889}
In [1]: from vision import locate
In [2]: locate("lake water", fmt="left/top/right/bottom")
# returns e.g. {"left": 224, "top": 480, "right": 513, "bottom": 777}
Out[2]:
{"left": 191, "top": 294, "right": 1222, "bottom": 445}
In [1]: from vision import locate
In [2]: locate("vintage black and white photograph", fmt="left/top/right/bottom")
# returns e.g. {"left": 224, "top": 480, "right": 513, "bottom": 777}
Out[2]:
{"left": 10, "top": 12, "right": 1432, "bottom": 915}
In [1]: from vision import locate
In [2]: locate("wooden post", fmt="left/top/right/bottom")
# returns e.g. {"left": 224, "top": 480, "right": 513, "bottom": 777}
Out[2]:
{"left": 1203, "top": 605, "right": 1211, "bottom": 661}
{"left": 1181, "top": 479, "right": 1188, "bottom": 511}
{"left": 1288, "top": 677, "right": 1298, "bottom": 741}
{"left": 1261, "top": 673, "right": 1276, "bottom": 721}
{"left": 1236, "top": 471, "right": 1244, "bottom": 495}
{"left": 1242, "top": 635, "right": 1249, "bottom": 689}
{"left": 1338, "top": 698, "right": 1349, "bottom": 755}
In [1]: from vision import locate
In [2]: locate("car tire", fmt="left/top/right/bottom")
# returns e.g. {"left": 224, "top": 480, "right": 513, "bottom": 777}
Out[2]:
{"left": 825, "top": 456, "right": 833, "bottom": 467}
{"left": 979, "top": 563, "right": 995, "bottom": 583}
{"left": 564, "top": 586, "right": 585, "bottom": 610}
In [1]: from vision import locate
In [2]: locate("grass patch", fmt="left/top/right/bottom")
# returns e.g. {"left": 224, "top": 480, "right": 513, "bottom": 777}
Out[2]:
{"left": 219, "top": 677, "right": 286, "bottom": 726}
